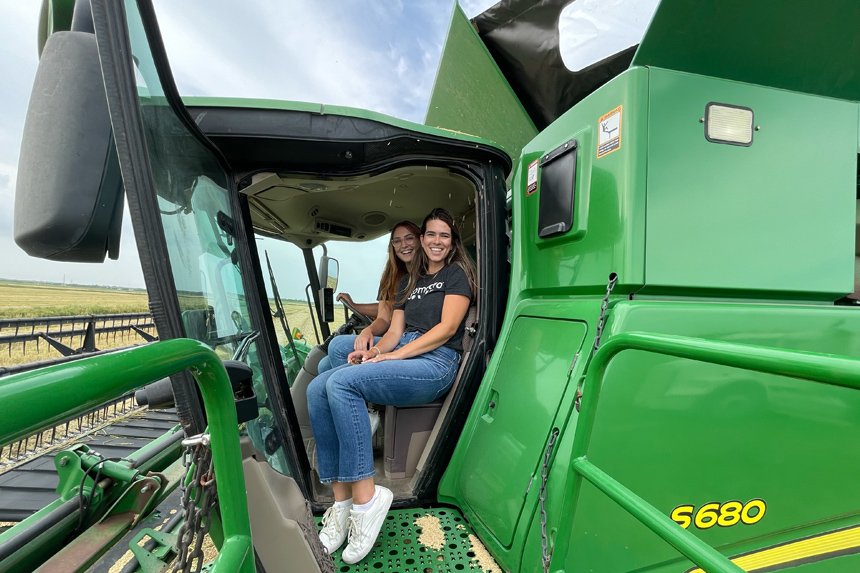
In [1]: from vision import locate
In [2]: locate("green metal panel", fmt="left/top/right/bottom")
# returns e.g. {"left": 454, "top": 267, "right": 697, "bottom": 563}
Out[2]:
{"left": 644, "top": 68, "right": 856, "bottom": 297}
{"left": 446, "top": 316, "right": 586, "bottom": 547}
{"left": 513, "top": 68, "right": 649, "bottom": 297}
{"left": 633, "top": 0, "right": 860, "bottom": 103}
{"left": 511, "top": 299, "right": 860, "bottom": 572}
{"left": 425, "top": 3, "right": 537, "bottom": 161}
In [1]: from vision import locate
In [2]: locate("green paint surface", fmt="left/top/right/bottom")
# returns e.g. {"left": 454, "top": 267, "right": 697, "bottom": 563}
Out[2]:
{"left": 424, "top": 3, "right": 536, "bottom": 161}
{"left": 644, "top": 68, "right": 856, "bottom": 297}
{"left": 513, "top": 68, "right": 649, "bottom": 297}
{"left": 449, "top": 316, "right": 586, "bottom": 547}
{"left": 633, "top": 0, "right": 860, "bottom": 103}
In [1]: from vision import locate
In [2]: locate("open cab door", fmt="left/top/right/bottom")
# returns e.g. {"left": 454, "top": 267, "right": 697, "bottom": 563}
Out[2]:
{"left": 44, "top": 0, "right": 515, "bottom": 570}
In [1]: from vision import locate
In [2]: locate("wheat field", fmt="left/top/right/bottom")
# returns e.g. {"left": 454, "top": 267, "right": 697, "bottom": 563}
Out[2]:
{"left": 0, "top": 281, "right": 343, "bottom": 367}
{"left": 0, "top": 281, "right": 150, "bottom": 318}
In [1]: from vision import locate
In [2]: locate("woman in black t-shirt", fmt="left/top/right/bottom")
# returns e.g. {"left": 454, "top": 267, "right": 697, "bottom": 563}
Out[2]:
{"left": 318, "top": 220, "right": 421, "bottom": 372}
{"left": 307, "top": 208, "right": 476, "bottom": 564}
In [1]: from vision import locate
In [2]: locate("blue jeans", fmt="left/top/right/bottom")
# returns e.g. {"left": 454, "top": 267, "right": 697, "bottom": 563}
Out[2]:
{"left": 307, "top": 331, "right": 460, "bottom": 483}
{"left": 317, "top": 334, "right": 381, "bottom": 373}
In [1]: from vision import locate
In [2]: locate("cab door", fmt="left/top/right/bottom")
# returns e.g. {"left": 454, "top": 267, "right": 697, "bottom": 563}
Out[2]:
{"left": 92, "top": 0, "right": 306, "bottom": 482}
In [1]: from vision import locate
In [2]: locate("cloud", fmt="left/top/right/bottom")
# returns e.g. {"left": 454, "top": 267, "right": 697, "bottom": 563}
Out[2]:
{"left": 457, "top": 0, "right": 498, "bottom": 19}
{"left": 0, "top": 1, "right": 469, "bottom": 296}
{"left": 152, "top": 0, "right": 453, "bottom": 123}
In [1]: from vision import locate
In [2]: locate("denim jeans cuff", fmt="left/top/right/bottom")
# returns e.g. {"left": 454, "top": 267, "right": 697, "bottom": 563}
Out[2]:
{"left": 318, "top": 469, "right": 376, "bottom": 485}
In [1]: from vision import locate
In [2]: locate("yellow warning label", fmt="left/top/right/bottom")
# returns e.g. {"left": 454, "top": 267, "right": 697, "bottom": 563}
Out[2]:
{"left": 597, "top": 105, "right": 622, "bottom": 158}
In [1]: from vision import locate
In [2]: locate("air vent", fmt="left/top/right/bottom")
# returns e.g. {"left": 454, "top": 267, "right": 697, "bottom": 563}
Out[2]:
{"left": 362, "top": 211, "right": 387, "bottom": 226}
{"left": 315, "top": 219, "right": 352, "bottom": 238}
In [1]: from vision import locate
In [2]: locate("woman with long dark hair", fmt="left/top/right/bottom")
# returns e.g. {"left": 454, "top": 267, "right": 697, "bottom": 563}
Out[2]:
{"left": 319, "top": 220, "right": 421, "bottom": 371}
{"left": 307, "top": 207, "right": 476, "bottom": 564}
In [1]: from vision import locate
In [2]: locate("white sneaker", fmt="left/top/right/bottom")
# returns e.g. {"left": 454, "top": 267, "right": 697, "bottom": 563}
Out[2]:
{"left": 319, "top": 502, "right": 351, "bottom": 554}
{"left": 341, "top": 486, "right": 393, "bottom": 564}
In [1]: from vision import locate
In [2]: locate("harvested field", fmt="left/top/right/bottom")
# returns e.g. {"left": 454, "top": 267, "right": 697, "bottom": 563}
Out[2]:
{"left": 0, "top": 281, "right": 344, "bottom": 367}
{"left": 0, "top": 281, "right": 149, "bottom": 318}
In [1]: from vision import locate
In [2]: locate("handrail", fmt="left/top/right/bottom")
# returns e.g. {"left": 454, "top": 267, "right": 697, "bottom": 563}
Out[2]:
{"left": 0, "top": 338, "right": 253, "bottom": 573}
{"left": 571, "top": 458, "right": 743, "bottom": 573}
{"left": 555, "top": 332, "right": 860, "bottom": 573}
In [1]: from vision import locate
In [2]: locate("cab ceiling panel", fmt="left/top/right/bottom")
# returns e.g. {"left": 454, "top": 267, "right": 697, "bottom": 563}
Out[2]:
{"left": 242, "top": 167, "right": 475, "bottom": 248}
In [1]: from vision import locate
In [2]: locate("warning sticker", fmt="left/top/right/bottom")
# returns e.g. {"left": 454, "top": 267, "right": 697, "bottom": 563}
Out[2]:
{"left": 597, "top": 105, "right": 622, "bottom": 158}
{"left": 526, "top": 159, "right": 539, "bottom": 195}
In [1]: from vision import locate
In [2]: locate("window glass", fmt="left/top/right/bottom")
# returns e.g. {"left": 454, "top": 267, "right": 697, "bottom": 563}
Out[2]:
{"left": 125, "top": 0, "right": 293, "bottom": 475}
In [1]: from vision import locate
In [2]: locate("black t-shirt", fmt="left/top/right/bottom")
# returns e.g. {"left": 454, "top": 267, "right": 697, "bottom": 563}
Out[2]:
{"left": 394, "top": 264, "right": 472, "bottom": 351}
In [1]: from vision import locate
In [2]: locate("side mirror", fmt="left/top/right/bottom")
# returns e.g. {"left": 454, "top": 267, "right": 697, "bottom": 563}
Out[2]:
{"left": 318, "top": 256, "right": 339, "bottom": 323}
{"left": 15, "top": 31, "right": 124, "bottom": 262}
{"left": 318, "top": 256, "right": 339, "bottom": 292}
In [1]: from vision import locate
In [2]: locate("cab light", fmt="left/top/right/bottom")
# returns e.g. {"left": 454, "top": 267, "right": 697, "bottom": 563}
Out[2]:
{"left": 705, "top": 103, "right": 754, "bottom": 146}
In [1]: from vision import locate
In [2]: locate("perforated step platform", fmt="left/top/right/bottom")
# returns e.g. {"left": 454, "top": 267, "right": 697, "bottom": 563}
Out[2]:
{"left": 318, "top": 506, "right": 501, "bottom": 573}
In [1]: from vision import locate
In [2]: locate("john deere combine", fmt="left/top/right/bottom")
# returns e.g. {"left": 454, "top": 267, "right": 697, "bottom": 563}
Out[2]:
{"left": 3, "top": 0, "right": 860, "bottom": 571}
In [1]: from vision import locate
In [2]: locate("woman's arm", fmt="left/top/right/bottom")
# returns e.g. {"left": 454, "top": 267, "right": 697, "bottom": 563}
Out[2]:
{"left": 353, "top": 300, "right": 393, "bottom": 350}
{"left": 336, "top": 293, "right": 379, "bottom": 319}
{"left": 365, "top": 294, "right": 470, "bottom": 362}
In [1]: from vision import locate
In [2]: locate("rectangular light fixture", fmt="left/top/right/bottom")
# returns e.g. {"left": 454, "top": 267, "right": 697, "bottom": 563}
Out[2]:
{"left": 705, "top": 103, "right": 754, "bottom": 146}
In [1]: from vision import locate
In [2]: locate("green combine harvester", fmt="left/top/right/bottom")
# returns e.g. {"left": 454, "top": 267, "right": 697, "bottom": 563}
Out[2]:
{"left": 3, "top": 0, "right": 860, "bottom": 571}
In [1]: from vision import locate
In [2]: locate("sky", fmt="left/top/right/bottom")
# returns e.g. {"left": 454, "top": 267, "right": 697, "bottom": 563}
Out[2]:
{"left": 0, "top": 0, "right": 656, "bottom": 302}
{"left": 0, "top": 0, "right": 496, "bottom": 301}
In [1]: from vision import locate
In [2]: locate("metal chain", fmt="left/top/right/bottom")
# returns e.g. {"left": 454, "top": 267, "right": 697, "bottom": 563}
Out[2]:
{"left": 539, "top": 428, "right": 560, "bottom": 573}
{"left": 592, "top": 272, "right": 618, "bottom": 354}
{"left": 576, "top": 273, "right": 619, "bottom": 412}
{"left": 543, "top": 273, "right": 618, "bottom": 571}
{"left": 173, "top": 435, "right": 218, "bottom": 573}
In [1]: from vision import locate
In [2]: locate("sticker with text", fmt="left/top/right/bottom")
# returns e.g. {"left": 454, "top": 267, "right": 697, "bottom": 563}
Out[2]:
{"left": 671, "top": 499, "right": 766, "bottom": 530}
{"left": 597, "top": 105, "right": 622, "bottom": 158}
{"left": 526, "top": 159, "right": 539, "bottom": 195}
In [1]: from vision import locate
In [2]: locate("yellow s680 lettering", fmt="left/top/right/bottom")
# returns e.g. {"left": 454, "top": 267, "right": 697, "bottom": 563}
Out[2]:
{"left": 670, "top": 505, "right": 693, "bottom": 529}
{"left": 671, "top": 499, "right": 766, "bottom": 530}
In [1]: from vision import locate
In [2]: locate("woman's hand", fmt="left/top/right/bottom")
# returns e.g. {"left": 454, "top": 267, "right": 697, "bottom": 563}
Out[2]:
{"left": 336, "top": 292, "right": 355, "bottom": 306}
{"left": 347, "top": 349, "right": 374, "bottom": 365}
{"left": 354, "top": 328, "right": 375, "bottom": 351}
{"left": 364, "top": 351, "right": 402, "bottom": 364}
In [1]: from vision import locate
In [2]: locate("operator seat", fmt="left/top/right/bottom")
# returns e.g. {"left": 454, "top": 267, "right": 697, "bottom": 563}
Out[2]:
{"left": 291, "top": 345, "right": 326, "bottom": 444}
{"left": 383, "top": 306, "right": 478, "bottom": 479}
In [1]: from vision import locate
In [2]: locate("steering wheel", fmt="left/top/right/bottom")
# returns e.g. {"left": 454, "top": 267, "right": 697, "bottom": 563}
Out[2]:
{"left": 338, "top": 296, "right": 373, "bottom": 326}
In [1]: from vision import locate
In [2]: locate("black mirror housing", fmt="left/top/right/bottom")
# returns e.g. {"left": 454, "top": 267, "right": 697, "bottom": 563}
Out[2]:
{"left": 320, "top": 287, "right": 335, "bottom": 323}
{"left": 14, "top": 31, "right": 124, "bottom": 263}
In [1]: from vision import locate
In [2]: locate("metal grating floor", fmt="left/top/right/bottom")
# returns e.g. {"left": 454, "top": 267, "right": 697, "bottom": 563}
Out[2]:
{"left": 320, "top": 506, "right": 497, "bottom": 573}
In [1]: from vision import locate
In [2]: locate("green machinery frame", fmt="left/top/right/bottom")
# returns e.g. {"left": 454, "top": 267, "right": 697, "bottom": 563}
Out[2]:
{"left": 0, "top": 340, "right": 254, "bottom": 573}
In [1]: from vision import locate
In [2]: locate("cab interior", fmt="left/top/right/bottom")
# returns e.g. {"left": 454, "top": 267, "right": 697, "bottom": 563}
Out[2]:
{"left": 239, "top": 162, "right": 490, "bottom": 504}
